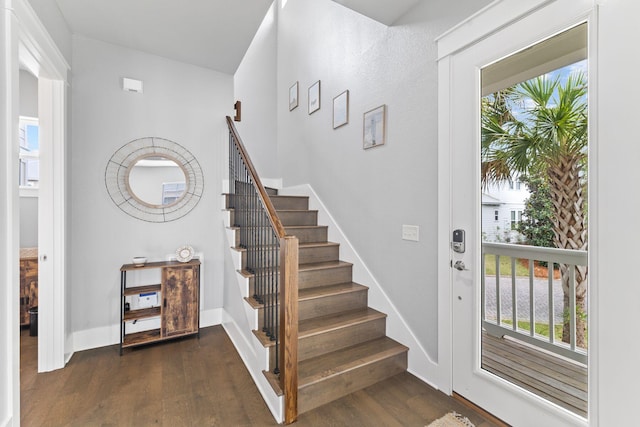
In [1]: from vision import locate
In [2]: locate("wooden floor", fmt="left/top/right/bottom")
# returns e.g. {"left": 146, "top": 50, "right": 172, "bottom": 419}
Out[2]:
{"left": 482, "top": 332, "right": 588, "bottom": 418}
{"left": 21, "top": 326, "right": 504, "bottom": 426}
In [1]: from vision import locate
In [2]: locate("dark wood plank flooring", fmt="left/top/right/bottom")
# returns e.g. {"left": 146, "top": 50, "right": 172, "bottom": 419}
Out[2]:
{"left": 21, "top": 326, "right": 504, "bottom": 426}
{"left": 482, "top": 332, "right": 587, "bottom": 418}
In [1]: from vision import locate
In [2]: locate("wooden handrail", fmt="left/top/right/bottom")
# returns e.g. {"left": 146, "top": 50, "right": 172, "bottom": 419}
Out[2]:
{"left": 226, "top": 116, "right": 298, "bottom": 424}
{"left": 226, "top": 116, "right": 286, "bottom": 238}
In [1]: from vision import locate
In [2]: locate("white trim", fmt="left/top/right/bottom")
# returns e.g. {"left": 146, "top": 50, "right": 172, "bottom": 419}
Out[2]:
{"left": 9, "top": 0, "right": 69, "bottom": 377}
{"left": 436, "top": 0, "right": 554, "bottom": 60}
{"left": 585, "top": 8, "right": 599, "bottom": 424}
{"left": 221, "top": 313, "right": 283, "bottom": 423}
{"left": 437, "top": 0, "right": 595, "bottom": 424}
{"left": 14, "top": 0, "right": 69, "bottom": 80}
{"left": 279, "top": 184, "right": 443, "bottom": 390}
{"left": 437, "top": 53, "right": 453, "bottom": 395}
{"left": 1, "top": 2, "right": 22, "bottom": 423}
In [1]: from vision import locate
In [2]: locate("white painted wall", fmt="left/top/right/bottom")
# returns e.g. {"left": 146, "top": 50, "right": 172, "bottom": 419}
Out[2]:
{"left": 69, "top": 35, "right": 233, "bottom": 347}
{"left": 233, "top": 2, "right": 279, "bottom": 178}
{"left": 19, "top": 69, "right": 38, "bottom": 117}
{"left": 273, "top": 0, "right": 491, "bottom": 360}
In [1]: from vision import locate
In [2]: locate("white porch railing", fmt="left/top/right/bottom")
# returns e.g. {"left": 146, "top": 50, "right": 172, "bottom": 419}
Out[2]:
{"left": 482, "top": 242, "right": 587, "bottom": 364}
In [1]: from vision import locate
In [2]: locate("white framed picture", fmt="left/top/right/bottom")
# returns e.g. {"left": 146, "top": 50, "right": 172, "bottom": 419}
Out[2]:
{"left": 308, "top": 80, "right": 321, "bottom": 114}
{"left": 363, "top": 104, "right": 386, "bottom": 149}
{"left": 333, "top": 90, "right": 349, "bottom": 129}
{"left": 289, "top": 81, "right": 298, "bottom": 111}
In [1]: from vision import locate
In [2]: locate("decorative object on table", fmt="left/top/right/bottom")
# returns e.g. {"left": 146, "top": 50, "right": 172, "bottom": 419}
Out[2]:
{"left": 289, "top": 81, "right": 299, "bottom": 111}
{"left": 363, "top": 104, "right": 386, "bottom": 149}
{"left": 132, "top": 257, "right": 147, "bottom": 267}
{"left": 333, "top": 90, "right": 349, "bottom": 129}
{"left": 105, "top": 137, "right": 204, "bottom": 223}
{"left": 308, "top": 80, "right": 321, "bottom": 114}
{"left": 176, "top": 245, "right": 195, "bottom": 263}
{"left": 426, "top": 412, "right": 475, "bottom": 427}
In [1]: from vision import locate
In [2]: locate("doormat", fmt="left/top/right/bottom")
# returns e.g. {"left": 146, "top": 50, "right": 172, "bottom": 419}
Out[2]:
{"left": 427, "top": 412, "right": 475, "bottom": 427}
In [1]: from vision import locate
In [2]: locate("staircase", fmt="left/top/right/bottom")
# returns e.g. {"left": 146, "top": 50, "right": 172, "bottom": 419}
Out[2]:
{"left": 225, "top": 189, "right": 408, "bottom": 415}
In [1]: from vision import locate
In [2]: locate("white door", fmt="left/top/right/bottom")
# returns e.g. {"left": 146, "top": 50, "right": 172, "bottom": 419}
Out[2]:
{"left": 442, "top": 1, "right": 593, "bottom": 426}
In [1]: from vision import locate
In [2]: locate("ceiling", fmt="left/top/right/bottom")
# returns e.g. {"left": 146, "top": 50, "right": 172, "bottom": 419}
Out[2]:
{"left": 55, "top": 0, "right": 422, "bottom": 74}
{"left": 55, "top": 0, "right": 274, "bottom": 74}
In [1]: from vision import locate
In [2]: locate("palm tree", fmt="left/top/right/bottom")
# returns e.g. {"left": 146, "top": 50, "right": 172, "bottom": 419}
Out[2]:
{"left": 482, "top": 72, "right": 588, "bottom": 348}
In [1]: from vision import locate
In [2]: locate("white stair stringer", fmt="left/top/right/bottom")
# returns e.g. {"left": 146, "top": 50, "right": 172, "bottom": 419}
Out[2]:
{"left": 222, "top": 208, "right": 283, "bottom": 423}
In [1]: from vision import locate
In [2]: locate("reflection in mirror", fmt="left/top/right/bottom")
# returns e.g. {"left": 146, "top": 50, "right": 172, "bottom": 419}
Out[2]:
{"left": 105, "top": 137, "right": 203, "bottom": 222}
{"left": 127, "top": 156, "right": 187, "bottom": 207}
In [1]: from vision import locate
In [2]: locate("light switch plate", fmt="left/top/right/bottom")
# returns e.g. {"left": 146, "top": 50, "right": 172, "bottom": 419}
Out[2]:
{"left": 402, "top": 225, "right": 419, "bottom": 242}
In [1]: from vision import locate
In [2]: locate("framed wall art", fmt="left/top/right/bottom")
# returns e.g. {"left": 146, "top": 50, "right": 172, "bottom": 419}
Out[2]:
{"left": 363, "top": 104, "right": 386, "bottom": 149}
{"left": 289, "top": 81, "right": 298, "bottom": 111}
{"left": 308, "top": 80, "right": 321, "bottom": 114}
{"left": 333, "top": 90, "right": 349, "bottom": 129}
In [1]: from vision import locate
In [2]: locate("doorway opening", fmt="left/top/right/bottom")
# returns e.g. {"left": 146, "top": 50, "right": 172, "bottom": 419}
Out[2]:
{"left": 18, "top": 69, "right": 41, "bottom": 375}
{"left": 480, "top": 23, "right": 588, "bottom": 417}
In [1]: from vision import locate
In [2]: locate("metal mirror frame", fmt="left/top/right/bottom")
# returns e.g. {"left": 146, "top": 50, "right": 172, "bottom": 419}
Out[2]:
{"left": 105, "top": 137, "right": 204, "bottom": 222}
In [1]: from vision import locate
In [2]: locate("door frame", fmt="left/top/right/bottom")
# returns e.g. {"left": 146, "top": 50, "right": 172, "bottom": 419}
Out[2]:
{"left": 436, "top": 0, "right": 598, "bottom": 424}
{"left": 2, "top": 0, "right": 69, "bottom": 421}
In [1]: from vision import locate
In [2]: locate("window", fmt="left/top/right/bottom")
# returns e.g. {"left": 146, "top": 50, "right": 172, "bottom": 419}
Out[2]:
{"left": 494, "top": 210, "right": 499, "bottom": 221}
{"left": 510, "top": 210, "right": 523, "bottom": 229}
{"left": 162, "top": 181, "right": 186, "bottom": 205}
{"left": 19, "top": 117, "right": 39, "bottom": 188}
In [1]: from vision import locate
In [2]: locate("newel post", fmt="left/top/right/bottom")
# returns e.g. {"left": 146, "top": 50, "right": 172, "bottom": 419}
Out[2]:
{"left": 280, "top": 236, "right": 299, "bottom": 424}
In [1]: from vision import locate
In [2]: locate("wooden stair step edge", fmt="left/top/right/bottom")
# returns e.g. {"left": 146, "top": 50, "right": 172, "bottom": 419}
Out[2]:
{"left": 252, "top": 308, "right": 387, "bottom": 348}
{"left": 297, "top": 337, "right": 409, "bottom": 414}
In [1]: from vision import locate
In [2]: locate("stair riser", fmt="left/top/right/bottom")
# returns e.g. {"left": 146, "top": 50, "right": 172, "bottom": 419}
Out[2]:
{"left": 299, "top": 245, "right": 339, "bottom": 264}
{"left": 299, "top": 265, "right": 353, "bottom": 289}
{"left": 298, "top": 351, "right": 408, "bottom": 414}
{"left": 247, "top": 264, "right": 351, "bottom": 295}
{"left": 298, "top": 317, "right": 386, "bottom": 362}
{"left": 270, "top": 196, "right": 309, "bottom": 211}
{"left": 277, "top": 211, "right": 318, "bottom": 226}
{"left": 256, "top": 290, "right": 368, "bottom": 330}
{"left": 284, "top": 226, "right": 328, "bottom": 244}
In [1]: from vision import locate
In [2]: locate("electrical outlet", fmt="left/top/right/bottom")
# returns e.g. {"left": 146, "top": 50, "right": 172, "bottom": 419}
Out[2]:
{"left": 402, "top": 225, "right": 419, "bottom": 242}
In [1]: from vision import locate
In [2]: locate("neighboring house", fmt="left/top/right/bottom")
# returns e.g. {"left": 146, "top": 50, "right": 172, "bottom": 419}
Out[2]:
{"left": 481, "top": 178, "right": 529, "bottom": 243}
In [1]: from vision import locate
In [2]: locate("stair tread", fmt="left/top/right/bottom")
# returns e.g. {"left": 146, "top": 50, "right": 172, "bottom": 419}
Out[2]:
{"left": 244, "top": 282, "right": 366, "bottom": 308}
{"left": 276, "top": 209, "right": 318, "bottom": 213}
{"left": 298, "top": 337, "right": 408, "bottom": 388}
{"left": 299, "top": 282, "right": 368, "bottom": 301}
{"left": 237, "top": 260, "right": 353, "bottom": 279}
{"left": 299, "top": 308, "right": 386, "bottom": 337}
{"left": 254, "top": 308, "right": 386, "bottom": 348}
{"left": 299, "top": 241, "right": 339, "bottom": 249}
{"left": 299, "top": 260, "right": 353, "bottom": 271}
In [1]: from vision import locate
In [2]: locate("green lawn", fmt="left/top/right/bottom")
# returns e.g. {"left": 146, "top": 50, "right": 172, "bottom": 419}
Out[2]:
{"left": 501, "top": 319, "right": 563, "bottom": 341}
{"left": 483, "top": 254, "right": 530, "bottom": 276}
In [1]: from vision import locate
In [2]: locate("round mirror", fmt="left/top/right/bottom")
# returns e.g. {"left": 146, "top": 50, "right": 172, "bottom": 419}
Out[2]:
{"left": 127, "top": 155, "right": 188, "bottom": 208}
{"left": 105, "top": 137, "right": 204, "bottom": 222}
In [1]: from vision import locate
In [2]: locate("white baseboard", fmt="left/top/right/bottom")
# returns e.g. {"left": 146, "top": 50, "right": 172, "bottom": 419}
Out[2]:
{"left": 72, "top": 308, "right": 223, "bottom": 353}
{"left": 222, "top": 311, "right": 282, "bottom": 423}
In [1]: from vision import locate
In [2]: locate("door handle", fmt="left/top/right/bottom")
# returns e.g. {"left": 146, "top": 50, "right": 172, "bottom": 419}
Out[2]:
{"left": 453, "top": 260, "right": 468, "bottom": 271}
